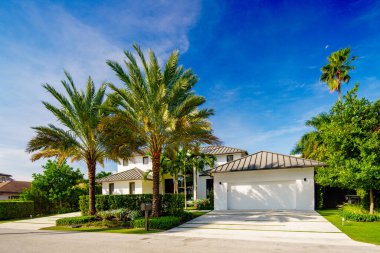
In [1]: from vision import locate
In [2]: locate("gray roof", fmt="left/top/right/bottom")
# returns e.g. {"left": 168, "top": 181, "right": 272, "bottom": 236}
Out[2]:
{"left": 209, "top": 151, "right": 325, "bottom": 173}
{"left": 96, "top": 168, "right": 152, "bottom": 183}
{"left": 200, "top": 146, "right": 248, "bottom": 155}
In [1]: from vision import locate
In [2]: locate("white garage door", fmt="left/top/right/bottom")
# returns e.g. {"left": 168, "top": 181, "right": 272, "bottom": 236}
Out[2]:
{"left": 228, "top": 181, "right": 297, "bottom": 210}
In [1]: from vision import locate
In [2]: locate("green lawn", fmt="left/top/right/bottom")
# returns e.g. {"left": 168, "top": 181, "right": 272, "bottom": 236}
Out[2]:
{"left": 42, "top": 226, "right": 161, "bottom": 234}
{"left": 318, "top": 209, "right": 380, "bottom": 245}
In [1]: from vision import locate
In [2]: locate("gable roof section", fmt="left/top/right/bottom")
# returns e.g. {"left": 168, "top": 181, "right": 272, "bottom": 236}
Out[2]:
{"left": 209, "top": 151, "right": 325, "bottom": 173}
{"left": 96, "top": 168, "right": 152, "bottom": 183}
{"left": 200, "top": 146, "right": 248, "bottom": 155}
{"left": 0, "top": 181, "right": 30, "bottom": 194}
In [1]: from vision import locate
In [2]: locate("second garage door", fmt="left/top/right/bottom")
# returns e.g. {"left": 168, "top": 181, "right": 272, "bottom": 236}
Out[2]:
{"left": 227, "top": 181, "right": 297, "bottom": 210}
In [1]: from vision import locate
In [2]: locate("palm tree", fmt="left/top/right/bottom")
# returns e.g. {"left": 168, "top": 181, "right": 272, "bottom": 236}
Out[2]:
{"left": 190, "top": 151, "right": 216, "bottom": 200}
{"left": 27, "top": 72, "right": 112, "bottom": 215}
{"left": 107, "top": 44, "right": 220, "bottom": 216}
{"left": 320, "top": 48, "right": 358, "bottom": 101}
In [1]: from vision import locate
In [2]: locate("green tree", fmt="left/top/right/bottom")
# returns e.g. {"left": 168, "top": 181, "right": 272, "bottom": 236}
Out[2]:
{"left": 21, "top": 160, "right": 85, "bottom": 213}
{"left": 26, "top": 72, "right": 112, "bottom": 215}
{"left": 96, "top": 171, "right": 112, "bottom": 179}
{"left": 106, "top": 45, "right": 220, "bottom": 216}
{"left": 320, "top": 48, "right": 358, "bottom": 100}
{"left": 316, "top": 86, "right": 380, "bottom": 214}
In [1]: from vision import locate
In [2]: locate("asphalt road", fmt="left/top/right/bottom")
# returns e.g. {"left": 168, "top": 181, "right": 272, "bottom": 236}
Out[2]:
{"left": 0, "top": 228, "right": 379, "bottom": 253}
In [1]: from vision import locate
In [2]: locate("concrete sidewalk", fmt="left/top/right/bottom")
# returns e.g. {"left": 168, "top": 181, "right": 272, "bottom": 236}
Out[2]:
{"left": 0, "top": 212, "right": 81, "bottom": 230}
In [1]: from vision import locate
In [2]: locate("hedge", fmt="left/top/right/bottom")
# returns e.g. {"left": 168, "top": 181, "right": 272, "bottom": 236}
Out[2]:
{"left": 341, "top": 204, "right": 380, "bottom": 222}
{"left": 79, "top": 194, "right": 184, "bottom": 216}
{"left": 56, "top": 216, "right": 97, "bottom": 226}
{"left": 132, "top": 216, "right": 181, "bottom": 230}
{"left": 0, "top": 201, "right": 34, "bottom": 220}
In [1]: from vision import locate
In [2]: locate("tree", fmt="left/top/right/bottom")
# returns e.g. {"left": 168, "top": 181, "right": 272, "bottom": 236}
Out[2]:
{"left": 26, "top": 72, "right": 111, "bottom": 215}
{"left": 316, "top": 85, "right": 380, "bottom": 214}
{"left": 106, "top": 44, "right": 220, "bottom": 216}
{"left": 320, "top": 48, "right": 358, "bottom": 100}
{"left": 96, "top": 171, "right": 112, "bottom": 179}
{"left": 21, "top": 160, "right": 85, "bottom": 213}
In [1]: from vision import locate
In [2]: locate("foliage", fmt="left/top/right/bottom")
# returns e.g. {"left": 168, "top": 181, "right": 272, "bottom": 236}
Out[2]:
{"left": 55, "top": 216, "right": 96, "bottom": 226}
{"left": 193, "top": 198, "right": 213, "bottom": 210}
{"left": 26, "top": 72, "right": 137, "bottom": 215}
{"left": 96, "top": 171, "right": 112, "bottom": 179}
{"left": 105, "top": 44, "right": 220, "bottom": 216}
{"left": 0, "top": 201, "right": 34, "bottom": 220}
{"left": 79, "top": 194, "right": 185, "bottom": 215}
{"left": 320, "top": 47, "right": 358, "bottom": 100}
{"left": 128, "top": 210, "right": 143, "bottom": 220}
{"left": 97, "top": 208, "right": 130, "bottom": 221}
{"left": 20, "top": 160, "right": 86, "bottom": 214}
{"left": 341, "top": 204, "right": 380, "bottom": 222}
{"left": 132, "top": 216, "right": 181, "bottom": 230}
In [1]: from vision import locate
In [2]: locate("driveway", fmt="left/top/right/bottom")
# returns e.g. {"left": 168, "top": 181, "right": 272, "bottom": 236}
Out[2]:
{"left": 164, "top": 210, "right": 374, "bottom": 246}
{"left": 0, "top": 212, "right": 81, "bottom": 230}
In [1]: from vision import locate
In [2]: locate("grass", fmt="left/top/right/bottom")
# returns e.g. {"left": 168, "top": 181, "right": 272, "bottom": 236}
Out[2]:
{"left": 318, "top": 209, "right": 380, "bottom": 245}
{"left": 41, "top": 226, "right": 161, "bottom": 234}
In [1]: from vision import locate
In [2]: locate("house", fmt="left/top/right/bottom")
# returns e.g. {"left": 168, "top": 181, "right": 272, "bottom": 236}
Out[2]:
{"left": 97, "top": 146, "right": 248, "bottom": 199}
{"left": 0, "top": 173, "right": 13, "bottom": 182}
{"left": 209, "top": 151, "right": 325, "bottom": 211}
{"left": 0, "top": 181, "right": 31, "bottom": 200}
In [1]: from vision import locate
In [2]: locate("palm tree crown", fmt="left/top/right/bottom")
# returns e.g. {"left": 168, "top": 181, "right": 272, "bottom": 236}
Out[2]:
{"left": 320, "top": 47, "right": 357, "bottom": 100}
{"left": 106, "top": 44, "right": 220, "bottom": 216}
{"left": 26, "top": 72, "right": 109, "bottom": 215}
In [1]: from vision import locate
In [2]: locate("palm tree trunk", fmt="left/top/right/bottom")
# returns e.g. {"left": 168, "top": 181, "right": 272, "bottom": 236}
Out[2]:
{"left": 87, "top": 161, "right": 96, "bottom": 215}
{"left": 370, "top": 189, "right": 375, "bottom": 215}
{"left": 193, "top": 166, "right": 197, "bottom": 200}
{"left": 184, "top": 173, "right": 187, "bottom": 209}
{"left": 152, "top": 150, "right": 161, "bottom": 217}
{"left": 174, "top": 174, "right": 178, "bottom": 194}
{"left": 338, "top": 86, "right": 342, "bottom": 101}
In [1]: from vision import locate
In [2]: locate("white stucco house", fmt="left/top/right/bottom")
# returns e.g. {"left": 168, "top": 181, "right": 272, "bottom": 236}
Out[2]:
{"left": 97, "top": 146, "right": 248, "bottom": 199}
{"left": 209, "top": 151, "right": 325, "bottom": 211}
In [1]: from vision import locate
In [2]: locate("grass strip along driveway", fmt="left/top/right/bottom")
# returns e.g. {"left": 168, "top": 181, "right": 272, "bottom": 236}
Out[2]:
{"left": 318, "top": 209, "right": 380, "bottom": 245}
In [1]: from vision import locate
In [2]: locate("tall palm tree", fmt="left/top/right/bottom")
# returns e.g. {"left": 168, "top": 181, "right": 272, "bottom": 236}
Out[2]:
{"left": 27, "top": 72, "right": 112, "bottom": 215}
{"left": 107, "top": 44, "right": 220, "bottom": 216}
{"left": 320, "top": 48, "right": 358, "bottom": 101}
{"left": 190, "top": 151, "right": 216, "bottom": 200}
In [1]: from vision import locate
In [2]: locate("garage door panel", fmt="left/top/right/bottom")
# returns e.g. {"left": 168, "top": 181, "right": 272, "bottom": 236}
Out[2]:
{"left": 228, "top": 181, "right": 296, "bottom": 210}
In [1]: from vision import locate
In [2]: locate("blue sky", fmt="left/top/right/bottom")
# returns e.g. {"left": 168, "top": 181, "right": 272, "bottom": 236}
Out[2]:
{"left": 1, "top": 0, "right": 380, "bottom": 180}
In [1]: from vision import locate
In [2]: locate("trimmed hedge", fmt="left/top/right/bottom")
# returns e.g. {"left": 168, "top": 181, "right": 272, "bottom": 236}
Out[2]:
{"left": 0, "top": 201, "right": 34, "bottom": 220}
{"left": 56, "top": 216, "right": 97, "bottom": 226}
{"left": 341, "top": 204, "right": 380, "bottom": 222}
{"left": 79, "top": 194, "right": 184, "bottom": 215}
{"left": 132, "top": 216, "right": 181, "bottom": 230}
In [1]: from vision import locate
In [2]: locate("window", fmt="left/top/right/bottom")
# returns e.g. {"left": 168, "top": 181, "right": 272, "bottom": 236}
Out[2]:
{"left": 109, "top": 183, "right": 114, "bottom": 195}
{"left": 227, "top": 155, "right": 234, "bottom": 162}
{"left": 206, "top": 178, "right": 214, "bottom": 198}
{"left": 129, "top": 182, "right": 135, "bottom": 194}
{"left": 122, "top": 159, "right": 128, "bottom": 166}
{"left": 143, "top": 156, "right": 149, "bottom": 164}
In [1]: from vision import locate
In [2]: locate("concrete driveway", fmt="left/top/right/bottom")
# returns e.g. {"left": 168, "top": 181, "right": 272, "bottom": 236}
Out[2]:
{"left": 164, "top": 210, "right": 371, "bottom": 246}
{"left": 0, "top": 212, "right": 81, "bottom": 230}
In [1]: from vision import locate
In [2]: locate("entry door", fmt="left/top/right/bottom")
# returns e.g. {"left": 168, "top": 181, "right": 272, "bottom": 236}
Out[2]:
{"left": 228, "top": 181, "right": 296, "bottom": 210}
{"left": 165, "top": 179, "right": 174, "bottom": 193}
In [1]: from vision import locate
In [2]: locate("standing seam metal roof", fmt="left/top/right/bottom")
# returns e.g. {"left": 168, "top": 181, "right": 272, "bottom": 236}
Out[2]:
{"left": 209, "top": 151, "right": 326, "bottom": 173}
{"left": 200, "top": 146, "right": 248, "bottom": 155}
{"left": 96, "top": 168, "right": 152, "bottom": 182}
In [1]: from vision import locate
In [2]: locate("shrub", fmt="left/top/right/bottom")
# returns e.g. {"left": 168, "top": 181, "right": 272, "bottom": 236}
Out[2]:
{"left": 97, "top": 208, "right": 130, "bottom": 221}
{"left": 132, "top": 216, "right": 181, "bottom": 230}
{"left": 193, "top": 198, "right": 213, "bottom": 210}
{"left": 341, "top": 204, "right": 380, "bottom": 222}
{"left": 128, "top": 210, "right": 143, "bottom": 220}
{"left": 79, "top": 194, "right": 185, "bottom": 215}
{"left": 56, "top": 216, "right": 96, "bottom": 226}
{"left": 0, "top": 201, "right": 34, "bottom": 220}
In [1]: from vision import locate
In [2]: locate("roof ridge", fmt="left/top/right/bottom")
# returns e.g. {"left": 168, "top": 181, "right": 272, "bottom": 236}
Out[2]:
{"left": 258, "top": 150, "right": 324, "bottom": 164}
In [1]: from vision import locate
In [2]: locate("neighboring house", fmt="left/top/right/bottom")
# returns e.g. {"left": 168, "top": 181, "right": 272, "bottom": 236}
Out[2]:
{"left": 0, "top": 181, "right": 31, "bottom": 200}
{"left": 210, "top": 151, "right": 325, "bottom": 211}
{"left": 0, "top": 173, "right": 13, "bottom": 182}
{"left": 97, "top": 146, "right": 248, "bottom": 199}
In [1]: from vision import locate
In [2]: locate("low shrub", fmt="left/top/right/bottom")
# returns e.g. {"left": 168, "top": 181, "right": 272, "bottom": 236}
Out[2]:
{"left": 128, "top": 210, "right": 143, "bottom": 220}
{"left": 341, "top": 204, "right": 380, "bottom": 222}
{"left": 97, "top": 208, "right": 130, "bottom": 221}
{"left": 79, "top": 194, "right": 184, "bottom": 215}
{"left": 56, "top": 216, "right": 97, "bottom": 226}
{"left": 132, "top": 216, "right": 181, "bottom": 230}
{"left": 179, "top": 211, "right": 195, "bottom": 222}
{"left": 193, "top": 198, "right": 213, "bottom": 210}
{"left": 0, "top": 201, "right": 34, "bottom": 220}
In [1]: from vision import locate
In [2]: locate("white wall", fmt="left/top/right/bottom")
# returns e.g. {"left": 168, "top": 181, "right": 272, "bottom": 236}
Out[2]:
{"left": 117, "top": 156, "right": 151, "bottom": 173}
{"left": 213, "top": 167, "right": 314, "bottom": 211}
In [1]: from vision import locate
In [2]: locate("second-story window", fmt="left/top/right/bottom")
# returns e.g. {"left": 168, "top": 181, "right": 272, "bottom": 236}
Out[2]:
{"left": 143, "top": 156, "right": 149, "bottom": 164}
{"left": 227, "top": 155, "right": 234, "bottom": 162}
{"left": 122, "top": 159, "right": 128, "bottom": 166}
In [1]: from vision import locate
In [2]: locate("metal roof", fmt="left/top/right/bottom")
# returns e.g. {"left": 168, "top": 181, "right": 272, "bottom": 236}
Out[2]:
{"left": 209, "top": 151, "right": 325, "bottom": 173}
{"left": 200, "top": 146, "right": 248, "bottom": 155}
{"left": 96, "top": 168, "right": 152, "bottom": 183}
